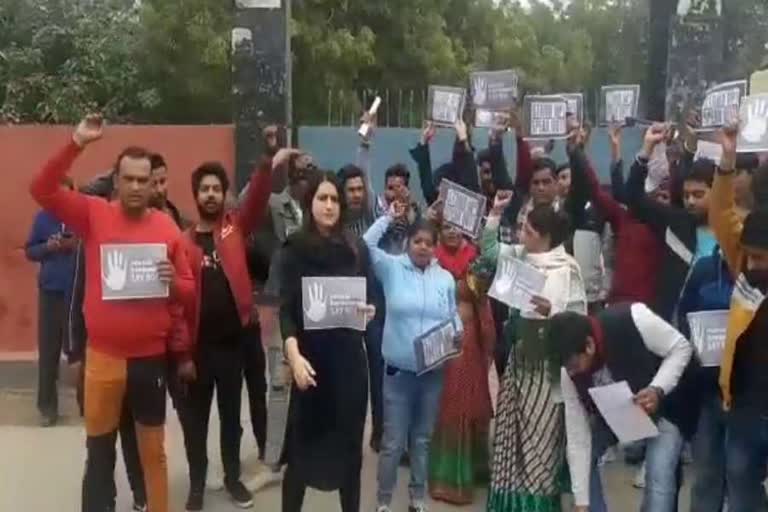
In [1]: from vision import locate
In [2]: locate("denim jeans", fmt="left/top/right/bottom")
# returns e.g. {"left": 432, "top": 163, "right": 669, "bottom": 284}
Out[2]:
{"left": 725, "top": 407, "right": 768, "bottom": 512}
{"left": 590, "top": 418, "right": 683, "bottom": 512}
{"left": 376, "top": 367, "right": 444, "bottom": 506}
{"left": 690, "top": 391, "right": 727, "bottom": 512}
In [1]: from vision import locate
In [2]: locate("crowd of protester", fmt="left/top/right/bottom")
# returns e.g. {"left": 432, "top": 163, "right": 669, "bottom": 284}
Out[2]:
{"left": 23, "top": 107, "right": 768, "bottom": 512}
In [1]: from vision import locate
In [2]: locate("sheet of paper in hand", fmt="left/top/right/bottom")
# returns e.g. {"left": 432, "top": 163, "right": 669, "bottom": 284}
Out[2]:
{"left": 302, "top": 276, "right": 367, "bottom": 331}
{"left": 100, "top": 243, "right": 168, "bottom": 300}
{"left": 475, "top": 108, "right": 511, "bottom": 129}
{"left": 738, "top": 93, "right": 768, "bottom": 153}
{"left": 487, "top": 254, "right": 547, "bottom": 311}
{"left": 588, "top": 381, "right": 659, "bottom": 444}
{"left": 687, "top": 310, "right": 729, "bottom": 367}
{"left": 414, "top": 317, "right": 462, "bottom": 375}
{"left": 437, "top": 179, "right": 487, "bottom": 238}
{"left": 523, "top": 95, "right": 569, "bottom": 140}
{"left": 697, "top": 80, "right": 747, "bottom": 132}
{"left": 264, "top": 346, "right": 291, "bottom": 466}
{"left": 694, "top": 140, "right": 723, "bottom": 165}
{"left": 428, "top": 86, "right": 467, "bottom": 127}
{"left": 600, "top": 84, "right": 640, "bottom": 126}
{"left": 470, "top": 70, "right": 519, "bottom": 110}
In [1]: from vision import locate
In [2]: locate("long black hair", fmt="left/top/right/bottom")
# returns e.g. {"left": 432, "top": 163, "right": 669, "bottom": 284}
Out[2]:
{"left": 526, "top": 204, "right": 571, "bottom": 249}
{"left": 299, "top": 170, "right": 361, "bottom": 266}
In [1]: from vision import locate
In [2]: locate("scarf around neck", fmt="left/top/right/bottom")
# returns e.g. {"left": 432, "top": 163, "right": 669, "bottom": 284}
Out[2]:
{"left": 435, "top": 241, "right": 478, "bottom": 280}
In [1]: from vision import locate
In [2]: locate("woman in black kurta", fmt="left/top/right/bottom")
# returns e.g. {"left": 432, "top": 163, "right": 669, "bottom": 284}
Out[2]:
{"left": 279, "top": 170, "right": 374, "bottom": 512}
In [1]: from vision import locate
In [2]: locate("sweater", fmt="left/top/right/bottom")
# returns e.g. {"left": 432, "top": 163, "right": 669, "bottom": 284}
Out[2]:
{"left": 364, "top": 216, "right": 460, "bottom": 372}
{"left": 25, "top": 210, "right": 76, "bottom": 292}
{"left": 30, "top": 141, "right": 195, "bottom": 361}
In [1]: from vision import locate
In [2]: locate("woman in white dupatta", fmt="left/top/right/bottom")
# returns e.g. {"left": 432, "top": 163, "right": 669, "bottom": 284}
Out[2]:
{"left": 483, "top": 191, "right": 587, "bottom": 512}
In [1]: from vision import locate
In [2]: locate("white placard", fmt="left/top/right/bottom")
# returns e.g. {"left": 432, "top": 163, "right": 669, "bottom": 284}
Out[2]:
{"left": 302, "top": 277, "right": 367, "bottom": 331}
{"left": 414, "top": 317, "right": 462, "bottom": 375}
{"left": 601, "top": 84, "right": 640, "bottom": 126}
{"left": 687, "top": 310, "right": 729, "bottom": 367}
{"left": 470, "top": 70, "right": 519, "bottom": 110}
{"left": 523, "top": 95, "right": 569, "bottom": 140}
{"left": 100, "top": 243, "right": 168, "bottom": 300}
{"left": 438, "top": 179, "right": 487, "bottom": 238}
{"left": 694, "top": 140, "right": 723, "bottom": 165}
{"left": 738, "top": 94, "right": 768, "bottom": 153}
{"left": 487, "top": 255, "right": 547, "bottom": 311}
{"left": 428, "top": 86, "right": 467, "bottom": 127}
{"left": 698, "top": 80, "right": 747, "bottom": 132}
{"left": 236, "top": 0, "right": 281, "bottom": 8}
{"left": 588, "top": 381, "right": 660, "bottom": 444}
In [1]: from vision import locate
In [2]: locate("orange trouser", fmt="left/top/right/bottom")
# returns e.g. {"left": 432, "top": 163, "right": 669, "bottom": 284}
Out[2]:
{"left": 83, "top": 347, "right": 168, "bottom": 512}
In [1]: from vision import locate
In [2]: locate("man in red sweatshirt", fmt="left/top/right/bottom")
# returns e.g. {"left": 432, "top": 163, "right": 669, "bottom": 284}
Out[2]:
{"left": 177, "top": 150, "right": 292, "bottom": 510}
{"left": 30, "top": 115, "right": 196, "bottom": 512}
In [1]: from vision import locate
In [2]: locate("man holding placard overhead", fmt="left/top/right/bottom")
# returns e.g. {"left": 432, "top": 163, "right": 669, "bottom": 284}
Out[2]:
{"left": 709, "top": 121, "right": 768, "bottom": 512}
{"left": 29, "top": 115, "right": 196, "bottom": 512}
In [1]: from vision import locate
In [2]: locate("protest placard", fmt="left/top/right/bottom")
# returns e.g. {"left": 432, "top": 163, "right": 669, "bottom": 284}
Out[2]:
{"left": 100, "top": 243, "right": 168, "bottom": 300}
{"left": 438, "top": 179, "right": 487, "bottom": 239}
{"left": 487, "top": 254, "right": 547, "bottom": 311}
{"left": 698, "top": 80, "right": 747, "bottom": 132}
{"left": 428, "top": 86, "right": 466, "bottom": 126}
{"left": 600, "top": 84, "right": 640, "bottom": 126}
{"left": 474, "top": 108, "right": 510, "bottom": 128}
{"left": 470, "top": 70, "right": 519, "bottom": 110}
{"left": 302, "top": 276, "right": 367, "bottom": 331}
{"left": 523, "top": 95, "right": 569, "bottom": 140}
{"left": 694, "top": 140, "right": 723, "bottom": 165}
{"left": 414, "top": 317, "right": 462, "bottom": 375}
{"left": 687, "top": 310, "right": 729, "bottom": 367}
{"left": 738, "top": 93, "right": 768, "bottom": 153}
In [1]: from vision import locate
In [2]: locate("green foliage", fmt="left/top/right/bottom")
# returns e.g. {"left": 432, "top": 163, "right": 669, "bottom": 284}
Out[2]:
{"left": 1, "top": 0, "right": 766, "bottom": 125}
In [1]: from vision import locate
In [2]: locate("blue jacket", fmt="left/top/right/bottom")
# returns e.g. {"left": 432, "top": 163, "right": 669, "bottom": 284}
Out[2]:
{"left": 25, "top": 210, "right": 75, "bottom": 293}
{"left": 364, "top": 216, "right": 460, "bottom": 372}
{"left": 677, "top": 246, "right": 734, "bottom": 339}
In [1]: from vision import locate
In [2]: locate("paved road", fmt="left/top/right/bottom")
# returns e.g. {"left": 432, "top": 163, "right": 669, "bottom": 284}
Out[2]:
{"left": 0, "top": 389, "right": 691, "bottom": 511}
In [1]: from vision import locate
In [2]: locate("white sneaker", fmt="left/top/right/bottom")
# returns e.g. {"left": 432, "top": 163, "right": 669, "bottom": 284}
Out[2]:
{"left": 206, "top": 471, "right": 224, "bottom": 491}
{"left": 633, "top": 462, "right": 646, "bottom": 489}
{"left": 375, "top": 506, "right": 392, "bottom": 512}
{"left": 245, "top": 467, "right": 284, "bottom": 492}
{"left": 598, "top": 446, "right": 617, "bottom": 466}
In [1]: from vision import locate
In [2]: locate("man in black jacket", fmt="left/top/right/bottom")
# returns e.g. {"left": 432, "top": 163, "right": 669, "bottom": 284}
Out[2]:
{"left": 626, "top": 123, "right": 716, "bottom": 321}
{"left": 549, "top": 303, "right": 696, "bottom": 512}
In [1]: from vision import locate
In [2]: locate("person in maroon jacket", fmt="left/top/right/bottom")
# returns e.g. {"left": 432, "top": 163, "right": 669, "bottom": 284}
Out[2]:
{"left": 567, "top": 124, "right": 667, "bottom": 308}
{"left": 177, "top": 149, "right": 295, "bottom": 511}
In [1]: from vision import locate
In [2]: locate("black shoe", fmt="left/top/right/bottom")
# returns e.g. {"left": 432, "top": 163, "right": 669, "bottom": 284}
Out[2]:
{"left": 400, "top": 452, "right": 410, "bottom": 467}
{"left": 226, "top": 479, "right": 254, "bottom": 509}
{"left": 185, "top": 489, "right": 204, "bottom": 512}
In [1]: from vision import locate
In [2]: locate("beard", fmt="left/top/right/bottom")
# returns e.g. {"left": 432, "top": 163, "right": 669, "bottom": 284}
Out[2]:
{"left": 197, "top": 202, "right": 223, "bottom": 222}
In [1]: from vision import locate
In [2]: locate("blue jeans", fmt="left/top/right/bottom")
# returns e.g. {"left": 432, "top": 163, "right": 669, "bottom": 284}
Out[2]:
{"left": 376, "top": 367, "right": 444, "bottom": 506}
{"left": 725, "top": 407, "right": 768, "bottom": 512}
{"left": 690, "top": 391, "right": 727, "bottom": 512}
{"left": 590, "top": 418, "right": 683, "bottom": 512}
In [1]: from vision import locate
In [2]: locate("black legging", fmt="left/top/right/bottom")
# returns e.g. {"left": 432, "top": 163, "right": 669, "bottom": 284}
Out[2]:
{"left": 281, "top": 462, "right": 360, "bottom": 512}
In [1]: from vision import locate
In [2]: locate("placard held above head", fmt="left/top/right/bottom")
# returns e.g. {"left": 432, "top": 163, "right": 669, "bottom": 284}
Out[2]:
{"left": 470, "top": 70, "right": 519, "bottom": 111}
{"left": 437, "top": 179, "right": 487, "bottom": 239}
{"left": 561, "top": 92, "right": 584, "bottom": 124}
{"left": 523, "top": 95, "right": 569, "bottom": 140}
{"left": 600, "top": 84, "right": 640, "bottom": 126}
{"left": 738, "top": 93, "right": 768, "bottom": 153}
{"left": 475, "top": 108, "right": 511, "bottom": 128}
{"left": 428, "top": 86, "right": 467, "bottom": 127}
{"left": 698, "top": 80, "right": 747, "bottom": 132}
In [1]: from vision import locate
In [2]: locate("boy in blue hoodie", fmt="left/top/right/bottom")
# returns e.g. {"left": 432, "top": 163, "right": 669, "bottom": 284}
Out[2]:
{"left": 25, "top": 178, "right": 77, "bottom": 426}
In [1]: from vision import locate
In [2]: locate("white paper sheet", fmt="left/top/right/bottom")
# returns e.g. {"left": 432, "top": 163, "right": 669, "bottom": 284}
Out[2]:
{"left": 487, "top": 255, "right": 547, "bottom": 312}
{"left": 588, "top": 381, "right": 659, "bottom": 444}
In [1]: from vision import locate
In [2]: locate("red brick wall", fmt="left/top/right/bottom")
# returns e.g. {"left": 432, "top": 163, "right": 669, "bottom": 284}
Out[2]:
{"left": 0, "top": 125, "right": 235, "bottom": 355}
